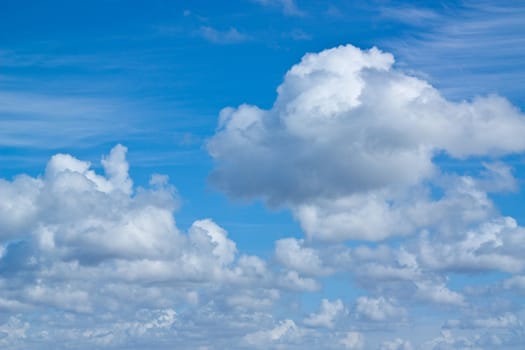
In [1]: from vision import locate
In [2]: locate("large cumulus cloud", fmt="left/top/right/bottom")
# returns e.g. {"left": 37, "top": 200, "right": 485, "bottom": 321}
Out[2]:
{"left": 208, "top": 44, "right": 525, "bottom": 241}
{"left": 0, "top": 145, "right": 336, "bottom": 349}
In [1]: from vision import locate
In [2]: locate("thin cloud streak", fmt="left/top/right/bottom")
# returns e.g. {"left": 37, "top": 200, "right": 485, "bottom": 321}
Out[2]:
{"left": 383, "top": 1, "right": 525, "bottom": 103}
{"left": 198, "top": 26, "right": 251, "bottom": 45}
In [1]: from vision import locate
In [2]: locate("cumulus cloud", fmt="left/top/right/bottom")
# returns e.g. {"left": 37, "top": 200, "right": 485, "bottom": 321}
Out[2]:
{"left": 277, "top": 270, "right": 320, "bottom": 292}
{"left": 189, "top": 219, "right": 237, "bottom": 266}
{"left": 0, "top": 145, "right": 332, "bottom": 348}
{"left": 226, "top": 288, "right": 280, "bottom": 310}
{"left": 208, "top": 44, "right": 525, "bottom": 241}
{"left": 418, "top": 217, "right": 525, "bottom": 274}
{"left": 341, "top": 331, "right": 365, "bottom": 349}
{"left": 303, "top": 298, "right": 345, "bottom": 328}
{"left": 413, "top": 281, "right": 465, "bottom": 306}
{"left": 503, "top": 275, "right": 525, "bottom": 293}
{"left": 0, "top": 145, "right": 273, "bottom": 284}
{"left": 275, "top": 238, "right": 331, "bottom": 276}
{"left": 4, "top": 43, "right": 525, "bottom": 349}
{"left": 355, "top": 296, "right": 406, "bottom": 322}
{"left": 294, "top": 174, "right": 495, "bottom": 241}
{"left": 422, "top": 330, "right": 501, "bottom": 350}
{"left": 243, "top": 319, "right": 300, "bottom": 347}
{"left": 254, "top": 0, "right": 304, "bottom": 16}
{"left": 204, "top": 43, "right": 525, "bottom": 347}
{"left": 0, "top": 316, "right": 29, "bottom": 347}
{"left": 289, "top": 240, "right": 469, "bottom": 309}
{"left": 380, "top": 338, "right": 413, "bottom": 350}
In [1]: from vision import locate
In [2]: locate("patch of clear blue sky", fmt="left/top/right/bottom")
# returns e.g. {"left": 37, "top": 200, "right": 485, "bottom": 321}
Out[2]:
{"left": 1, "top": 0, "right": 524, "bottom": 256}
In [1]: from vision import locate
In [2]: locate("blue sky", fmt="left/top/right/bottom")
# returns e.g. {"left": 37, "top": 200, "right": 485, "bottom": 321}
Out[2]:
{"left": 1, "top": 1, "right": 525, "bottom": 349}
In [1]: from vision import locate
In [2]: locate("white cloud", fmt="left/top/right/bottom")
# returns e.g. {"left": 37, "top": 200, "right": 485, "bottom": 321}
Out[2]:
{"left": 3, "top": 42, "right": 525, "bottom": 349}
{"left": 317, "top": 243, "right": 470, "bottom": 308}
{"left": 445, "top": 312, "right": 522, "bottom": 330}
{"left": 355, "top": 296, "right": 406, "bottom": 322}
{"left": 0, "top": 142, "right": 522, "bottom": 348}
{"left": 59, "top": 308, "right": 178, "bottom": 347}
{"left": 475, "top": 162, "right": 518, "bottom": 193}
{"left": 278, "top": 270, "right": 320, "bottom": 292}
{"left": 303, "top": 298, "right": 345, "bottom": 328}
{"left": 341, "top": 331, "right": 365, "bottom": 349}
{"left": 254, "top": 0, "right": 304, "bottom": 16}
{"left": 100, "top": 144, "right": 133, "bottom": 195}
{"left": 414, "top": 281, "right": 465, "bottom": 306}
{"left": 226, "top": 289, "right": 280, "bottom": 310}
{"left": 275, "top": 238, "right": 330, "bottom": 276}
{"left": 25, "top": 283, "right": 92, "bottom": 313}
{"left": 502, "top": 275, "right": 525, "bottom": 293}
{"left": 189, "top": 219, "right": 237, "bottom": 266}
{"left": 418, "top": 217, "right": 525, "bottom": 274}
{"left": 295, "top": 174, "right": 497, "bottom": 241}
{"left": 0, "top": 145, "right": 262, "bottom": 281}
{"left": 423, "top": 330, "right": 487, "bottom": 350}
{"left": 208, "top": 44, "right": 525, "bottom": 241}
{"left": 380, "top": 338, "right": 413, "bottom": 350}
{"left": 0, "top": 145, "right": 356, "bottom": 349}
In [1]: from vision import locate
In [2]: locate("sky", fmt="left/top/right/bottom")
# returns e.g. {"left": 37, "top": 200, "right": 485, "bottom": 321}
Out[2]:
{"left": 1, "top": 0, "right": 525, "bottom": 349}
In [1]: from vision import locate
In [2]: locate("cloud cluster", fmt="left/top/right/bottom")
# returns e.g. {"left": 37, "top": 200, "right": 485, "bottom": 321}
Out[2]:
{"left": 0, "top": 145, "right": 345, "bottom": 349}
{"left": 205, "top": 43, "right": 525, "bottom": 349}
{"left": 254, "top": 0, "right": 304, "bottom": 16}
{"left": 3, "top": 43, "right": 525, "bottom": 349}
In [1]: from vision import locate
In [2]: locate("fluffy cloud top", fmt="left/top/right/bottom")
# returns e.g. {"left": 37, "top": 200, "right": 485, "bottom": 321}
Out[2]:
{"left": 275, "top": 238, "right": 331, "bottom": 276}
{"left": 0, "top": 146, "right": 324, "bottom": 310}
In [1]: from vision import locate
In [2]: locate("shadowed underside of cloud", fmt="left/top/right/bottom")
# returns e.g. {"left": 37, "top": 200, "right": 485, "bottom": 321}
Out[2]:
{"left": 1, "top": 143, "right": 525, "bottom": 349}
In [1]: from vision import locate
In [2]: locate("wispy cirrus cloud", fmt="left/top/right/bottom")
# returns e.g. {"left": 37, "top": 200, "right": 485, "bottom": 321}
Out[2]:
{"left": 0, "top": 90, "right": 127, "bottom": 148}
{"left": 208, "top": 44, "right": 525, "bottom": 242}
{"left": 254, "top": 0, "right": 305, "bottom": 16}
{"left": 198, "top": 26, "right": 250, "bottom": 45}
{"left": 382, "top": 1, "right": 525, "bottom": 103}
{"left": 204, "top": 43, "right": 525, "bottom": 347}
{"left": 379, "top": 5, "right": 440, "bottom": 26}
